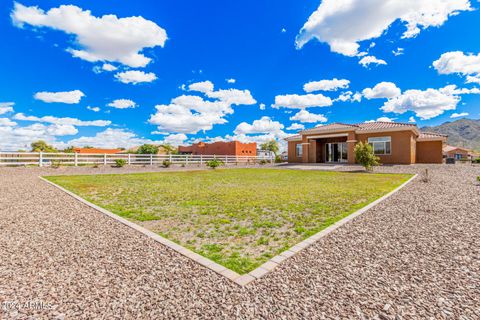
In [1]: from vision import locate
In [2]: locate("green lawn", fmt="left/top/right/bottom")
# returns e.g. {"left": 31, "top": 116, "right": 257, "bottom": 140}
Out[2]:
{"left": 46, "top": 169, "right": 411, "bottom": 274}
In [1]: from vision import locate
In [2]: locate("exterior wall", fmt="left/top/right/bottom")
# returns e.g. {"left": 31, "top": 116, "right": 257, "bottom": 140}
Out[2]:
{"left": 356, "top": 130, "right": 416, "bottom": 164}
{"left": 417, "top": 141, "right": 443, "bottom": 163}
{"left": 287, "top": 129, "right": 445, "bottom": 165}
{"left": 287, "top": 141, "right": 303, "bottom": 162}
{"left": 178, "top": 141, "right": 257, "bottom": 156}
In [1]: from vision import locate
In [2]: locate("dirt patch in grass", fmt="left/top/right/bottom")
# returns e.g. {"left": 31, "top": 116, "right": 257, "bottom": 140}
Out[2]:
{"left": 46, "top": 169, "right": 411, "bottom": 274}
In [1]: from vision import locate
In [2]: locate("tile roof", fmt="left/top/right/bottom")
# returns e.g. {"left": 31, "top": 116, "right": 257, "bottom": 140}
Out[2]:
{"left": 355, "top": 121, "right": 417, "bottom": 131}
{"left": 299, "top": 121, "right": 419, "bottom": 135}
{"left": 284, "top": 134, "right": 302, "bottom": 141}
{"left": 300, "top": 123, "right": 359, "bottom": 134}
{"left": 419, "top": 132, "right": 448, "bottom": 139}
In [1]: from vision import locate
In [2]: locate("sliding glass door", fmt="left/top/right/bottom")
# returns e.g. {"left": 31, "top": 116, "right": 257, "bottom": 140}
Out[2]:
{"left": 325, "top": 143, "right": 348, "bottom": 163}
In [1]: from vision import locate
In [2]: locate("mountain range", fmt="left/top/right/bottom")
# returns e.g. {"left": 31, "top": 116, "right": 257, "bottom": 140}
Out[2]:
{"left": 421, "top": 118, "right": 480, "bottom": 151}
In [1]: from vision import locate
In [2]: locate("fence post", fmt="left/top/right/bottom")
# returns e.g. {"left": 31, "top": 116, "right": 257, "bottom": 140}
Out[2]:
{"left": 169, "top": 154, "right": 172, "bottom": 163}
{"left": 103, "top": 153, "right": 107, "bottom": 166}
{"left": 74, "top": 152, "right": 78, "bottom": 166}
{"left": 128, "top": 153, "right": 131, "bottom": 165}
{"left": 39, "top": 152, "right": 43, "bottom": 167}
{"left": 225, "top": 155, "right": 228, "bottom": 165}
{"left": 200, "top": 154, "right": 203, "bottom": 166}
{"left": 150, "top": 154, "right": 153, "bottom": 166}
{"left": 186, "top": 155, "right": 189, "bottom": 166}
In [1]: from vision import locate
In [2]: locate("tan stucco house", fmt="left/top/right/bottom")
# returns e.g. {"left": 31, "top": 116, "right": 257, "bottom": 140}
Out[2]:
{"left": 285, "top": 122, "right": 447, "bottom": 165}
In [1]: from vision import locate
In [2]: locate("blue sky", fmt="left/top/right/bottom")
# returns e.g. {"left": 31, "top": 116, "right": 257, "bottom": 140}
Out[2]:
{"left": 1, "top": 0, "right": 479, "bottom": 150}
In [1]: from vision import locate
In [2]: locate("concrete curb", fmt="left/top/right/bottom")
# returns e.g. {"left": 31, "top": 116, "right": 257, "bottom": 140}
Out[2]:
{"left": 39, "top": 173, "right": 418, "bottom": 286}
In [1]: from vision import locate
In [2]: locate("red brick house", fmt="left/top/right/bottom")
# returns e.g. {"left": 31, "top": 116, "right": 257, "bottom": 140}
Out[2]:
{"left": 178, "top": 141, "right": 257, "bottom": 156}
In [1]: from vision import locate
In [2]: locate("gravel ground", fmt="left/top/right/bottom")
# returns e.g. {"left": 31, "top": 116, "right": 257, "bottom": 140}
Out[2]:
{"left": 0, "top": 164, "right": 479, "bottom": 319}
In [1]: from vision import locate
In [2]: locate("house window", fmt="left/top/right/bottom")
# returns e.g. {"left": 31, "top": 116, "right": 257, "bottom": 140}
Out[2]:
{"left": 296, "top": 144, "right": 303, "bottom": 157}
{"left": 455, "top": 153, "right": 462, "bottom": 160}
{"left": 368, "top": 136, "right": 391, "bottom": 155}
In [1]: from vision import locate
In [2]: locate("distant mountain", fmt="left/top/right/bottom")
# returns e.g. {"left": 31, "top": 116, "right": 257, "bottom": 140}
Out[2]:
{"left": 421, "top": 118, "right": 480, "bottom": 151}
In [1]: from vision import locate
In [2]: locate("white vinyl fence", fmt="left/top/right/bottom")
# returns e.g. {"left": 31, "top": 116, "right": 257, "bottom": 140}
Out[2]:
{"left": 0, "top": 152, "right": 274, "bottom": 167}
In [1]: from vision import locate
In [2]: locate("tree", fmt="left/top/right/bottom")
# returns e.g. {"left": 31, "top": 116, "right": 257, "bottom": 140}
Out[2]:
{"left": 137, "top": 144, "right": 159, "bottom": 154}
{"left": 260, "top": 140, "right": 279, "bottom": 156}
{"left": 31, "top": 140, "right": 57, "bottom": 153}
{"left": 162, "top": 144, "right": 178, "bottom": 155}
{"left": 83, "top": 145, "right": 94, "bottom": 149}
{"left": 354, "top": 141, "right": 380, "bottom": 171}
{"left": 63, "top": 146, "right": 76, "bottom": 153}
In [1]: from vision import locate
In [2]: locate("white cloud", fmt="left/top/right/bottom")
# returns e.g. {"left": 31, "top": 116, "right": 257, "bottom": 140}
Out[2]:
{"left": 392, "top": 48, "right": 404, "bottom": 56}
{"left": 272, "top": 93, "right": 332, "bottom": 109}
{"left": 12, "top": 3, "right": 168, "bottom": 68}
{"left": 289, "top": 109, "right": 328, "bottom": 123}
{"left": 365, "top": 117, "right": 396, "bottom": 123}
{"left": 87, "top": 106, "right": 100, "bottom": 112}
{"left": 381, "top": 86, "right": 460, "bottom": 120}
{"left": 303, "top": 78, "right": 350, "bottom": 92}
{"left": 363, "top": 82, "right": 401, "bottom": 99}
{"left": 115, "top": 70, "right": 157, "bottom": 84}
{"left": 13, "top": 113, "right": 111, "bottom": 126}
{"left": 286, "top": 123, "right": 305, "bottom": 131}
{"left": 226, "top": 78, "right": 236, "bottom": 84}
{"left": 107, "top": 99, "right": 137, "bottom": 109}
{"left": 34, "top": 90, "right": 85, "bottom": 104}
{"left": 0, "top": 123, "right": 79, "bottom": 151}
{"left": 433, "top": 51, "right": 480, "bottom": 75}
{"left": 188, "top": 81, "right": 214, "bottom": 93}
{"left": 0, "top": 118, "right": 17, "bottom": 126}
{"left": 0, "top": 102, "right": 14, "bottom": 115}
{"left": 162, "top": 133, "right": 188, "bottom": 146}
{"left": 433, "top": 51, "right": 480, "bottom": 84}
{"left": 450, "top": 112, "right": 469, "bottom": 118}
{"left": 259, "top": 103, "right": 266, "bottom": 110}
{"left": 408, "top": 116, "right": 416, "bottom": 123}
{"left": 66, "top": 128, "right": 159, "bottom": 149}
{"left": 359, "top": 55, "right": 387, "bottom": 68}
{"left": 149, "top": 82, "right": 256, "bottom": 134}
{"left": 296, "top": 0, "right": 472, "bottom": 57}
{"left": 335, "top": 91, "right": 362, "bottom": 103}
{"left": 46, "top": 124, "right": 78, "bottom": 136}
{"left": 102, "top": 63, "right": 117, "bottom": 72}
{"left": 234, "top": 116, "right": 284, "bottom": 135}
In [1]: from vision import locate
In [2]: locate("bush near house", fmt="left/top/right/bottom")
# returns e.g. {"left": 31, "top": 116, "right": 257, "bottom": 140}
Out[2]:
{"left": 115, "top": 159, "right": 127, "bottom": 167}
{"left": 354, "top": 141, "right": 380, "bottom": 171}
{"left": 206, "top": 159, "right": 224, "bottom": 169}
{"left": 162, "top": 160, "right": 172, "bottom": 168}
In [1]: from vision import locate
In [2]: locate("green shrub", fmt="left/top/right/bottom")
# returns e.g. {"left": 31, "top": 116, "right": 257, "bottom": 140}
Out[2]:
{"left": 473, "top": 158, "right": 480, "bottom": 164}
{"left": 477, "top": 176, "right": 480, "bottom": 182}
{"left": 137, "top": 144, "right": 159, "bottom": 154}
{"left": 354, "top": 141, "right": 380, "bottom": 171}
{"left": 162, "top": 160, "right": 172, "bottom": 168}
{"left": 259, "top": 159, "right": 268, "bottom": 165}
{"left": 274, "top": 155, "right": 282, "bottom": 163}
{"left": 51, "top": 160, "right": 62, "bottom": 169}
{"left": 206, "top": 159, "right": 224, "bottom": 169}
{"left": 115, "top": 159, "right": 126, "bottom": 167}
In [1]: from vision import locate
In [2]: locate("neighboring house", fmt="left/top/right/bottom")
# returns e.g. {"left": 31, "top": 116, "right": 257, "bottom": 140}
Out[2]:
{"left": 73, "top": 148, "right": 122, "bottom": 154}
{"left": 443, "top": 145, "right": 479, "bottom": 160}
{"left": 285, "top": 122, "right": 447, "bottom": 164}
{"left": 179, "top": 141, "right": 257, "bottom": 156}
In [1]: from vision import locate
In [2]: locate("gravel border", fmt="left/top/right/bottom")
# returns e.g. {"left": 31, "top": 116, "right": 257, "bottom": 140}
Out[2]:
{"left": 2, "top": 164, "right": 479, "bottom": 319}
{"left": 40, "top": 173, "right": 417, "bottom": 286}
